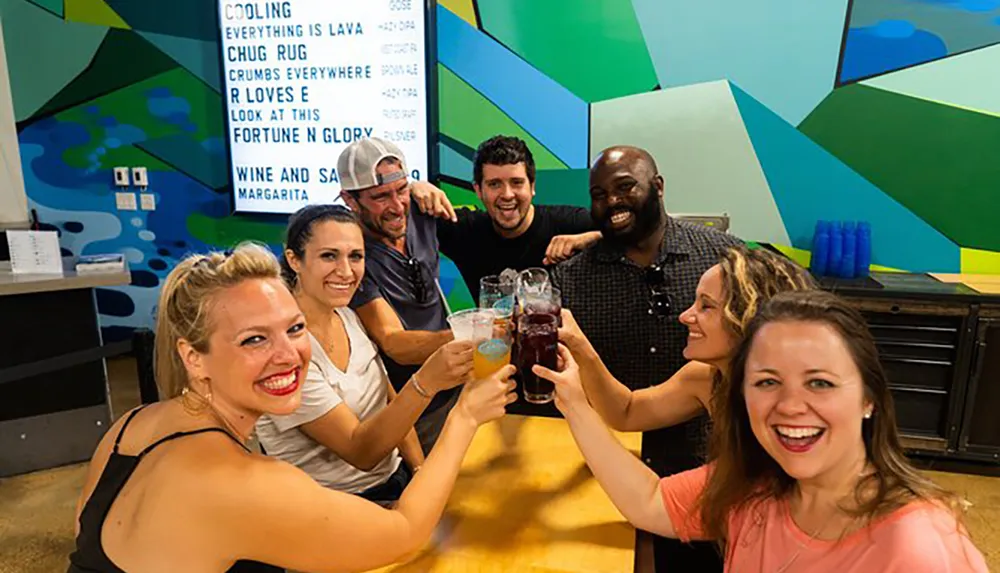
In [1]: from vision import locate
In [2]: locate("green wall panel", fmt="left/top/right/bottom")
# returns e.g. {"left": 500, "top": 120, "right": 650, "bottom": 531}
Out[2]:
{"left": 478, "top": 0, "right": 657, "bottom": 102}
{"left": 439, "top": 181, "right": 484, "bottom": 210}
{"left": 26, "top": 0, "right": 63, "bottom": 17}
{"left": 2, "top": 0, "right": 107, "bottom": 121}
{"left": 800, "top": 84, "right": 1000, "bottom": 252}
{"left": 34, "top": 30, "right": 179, "bottom": 121}
{"left": 186, "top": 212, "right": 285, "bottom": 248}
{"left": 533, "top": 168, "right": 591, "bottom": 208}
{"left": 439, "top": 64, "right": 567, "bottom": 171}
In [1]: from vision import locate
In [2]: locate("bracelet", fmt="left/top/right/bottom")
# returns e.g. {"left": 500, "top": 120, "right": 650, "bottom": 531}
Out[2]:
{"left": 410, "top": 374, "right": 432, "bottom": 399}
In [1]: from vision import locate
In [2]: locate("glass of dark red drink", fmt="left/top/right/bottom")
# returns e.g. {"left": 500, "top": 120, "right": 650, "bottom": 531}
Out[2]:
{"left": 516, "top": 313, "right": 558, "bottom": 404}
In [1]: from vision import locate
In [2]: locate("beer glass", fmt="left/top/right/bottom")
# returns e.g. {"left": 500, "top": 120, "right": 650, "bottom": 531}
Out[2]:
{"left": 516, "top": 313, "right": 558, "bottom": 404}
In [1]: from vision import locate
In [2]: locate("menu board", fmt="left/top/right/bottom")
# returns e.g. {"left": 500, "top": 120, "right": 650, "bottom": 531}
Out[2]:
{"left": 217, "top": 0, "right": 430, "bottom": 214}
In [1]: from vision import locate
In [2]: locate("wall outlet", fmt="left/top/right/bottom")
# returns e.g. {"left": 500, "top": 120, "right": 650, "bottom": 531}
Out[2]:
{"left": 140, "top": 193, "right": 156, "bottom": 211}
{"left": 113, "top": 167, "right": 130, "bottom": 187}
{"left": 115, "top": 192, "right": 137, "bottom": 211}
{"left": 132, "top": 167, "right": 148, "bottom": 187}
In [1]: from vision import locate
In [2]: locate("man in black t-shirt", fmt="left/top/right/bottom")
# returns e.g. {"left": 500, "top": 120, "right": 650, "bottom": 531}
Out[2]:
{"left": 427, "top": 135, "right": 600, "bottom": 303}
{"left": 411, "top": 135, "right": 600, "bottom": 416}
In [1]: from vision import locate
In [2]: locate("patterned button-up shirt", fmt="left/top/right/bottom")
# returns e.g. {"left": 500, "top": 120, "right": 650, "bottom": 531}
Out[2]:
{"left": 552, "top": 217, "right": 743, "bottom": 477}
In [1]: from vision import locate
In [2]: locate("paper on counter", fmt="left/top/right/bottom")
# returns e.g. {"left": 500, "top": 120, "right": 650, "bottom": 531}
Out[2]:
{"left": 6, "top": 230, "right": 63, "bottom": 275}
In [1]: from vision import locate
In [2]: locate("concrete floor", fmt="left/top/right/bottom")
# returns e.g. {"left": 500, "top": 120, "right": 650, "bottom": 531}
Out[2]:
{"left": 1, "top": 357, "right": 998, "bottom": 572}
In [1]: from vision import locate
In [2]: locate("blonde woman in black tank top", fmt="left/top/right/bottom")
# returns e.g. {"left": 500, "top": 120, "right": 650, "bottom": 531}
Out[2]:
{"left": 68, "top": 243, "right": 517, "bottom": 573}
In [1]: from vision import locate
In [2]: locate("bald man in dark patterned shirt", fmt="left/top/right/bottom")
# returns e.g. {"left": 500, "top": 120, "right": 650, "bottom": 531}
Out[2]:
{"left": 552, "top": 145, "right": 742, "bottom": 573}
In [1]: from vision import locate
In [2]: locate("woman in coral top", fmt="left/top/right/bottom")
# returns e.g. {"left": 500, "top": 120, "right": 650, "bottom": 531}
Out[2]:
{"left": 535, "top": 290, "right": 987, "bottom": 572}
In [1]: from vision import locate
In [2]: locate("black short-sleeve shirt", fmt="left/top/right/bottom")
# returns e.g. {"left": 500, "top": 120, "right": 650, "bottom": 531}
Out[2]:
{"left": 437, "top": 205, "right": 594, "bottom": 303}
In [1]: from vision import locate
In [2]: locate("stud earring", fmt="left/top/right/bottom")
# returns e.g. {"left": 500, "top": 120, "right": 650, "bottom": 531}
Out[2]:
{"left": 864, "top": 409, "right": 873, "bottom": 419}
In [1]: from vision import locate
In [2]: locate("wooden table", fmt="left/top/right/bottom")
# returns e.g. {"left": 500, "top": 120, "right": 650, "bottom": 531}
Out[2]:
{"left": 931, "top": 273, "right": 1000, "bottom": 295}
{"left": 372, "top": 415, "right": 642, "bottom": 573}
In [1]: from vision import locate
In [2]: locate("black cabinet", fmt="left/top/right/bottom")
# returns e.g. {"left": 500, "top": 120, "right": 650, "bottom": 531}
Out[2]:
{"left": 959, "top": 310, "right": 1000, "bottom": 463}
{"left": 845, "top": 297, "right": 975, "bottom": 456}
{"left": 835, "top": 293, "right": 999, "bottom": 465}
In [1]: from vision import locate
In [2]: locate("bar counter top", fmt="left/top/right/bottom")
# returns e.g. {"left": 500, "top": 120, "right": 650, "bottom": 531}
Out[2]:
{"left": 0, "top": 258, "right": 130, "bottom": 297}
{"left": 819, "top": 271, "right": 1000, "bottom": 304}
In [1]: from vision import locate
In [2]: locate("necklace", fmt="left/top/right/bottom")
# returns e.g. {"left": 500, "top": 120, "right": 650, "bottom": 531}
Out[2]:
{"left": 180, "top": 389, "right": 251, "bottom": 447}
{"left": 732, "top": 498, "right": 850, "bottom": 573}
{"left": 209, "top": 406, "right": 251, "bottom": 447}
{"left": 771, "top": 519, "right": 825, "bottom": 573}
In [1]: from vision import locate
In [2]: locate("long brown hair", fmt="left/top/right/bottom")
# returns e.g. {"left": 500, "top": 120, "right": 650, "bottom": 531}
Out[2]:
{"left": 700, "top": 290, "right": 964, "bottom": 542}
{"left": 154, "top": 242, "right": 283, "bottom": 399}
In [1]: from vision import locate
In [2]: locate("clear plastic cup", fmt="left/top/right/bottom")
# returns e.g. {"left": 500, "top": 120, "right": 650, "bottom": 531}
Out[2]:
{"left": 447, "top": 309, "right": 495, "bottom": 342}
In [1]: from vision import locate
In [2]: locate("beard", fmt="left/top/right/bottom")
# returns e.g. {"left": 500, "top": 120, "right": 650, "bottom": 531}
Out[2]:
{"left": 596, "top": 193, "right": 664, "bottom": 247}
{"left": 360, "top": 207, "right": 407, "bottom": 241}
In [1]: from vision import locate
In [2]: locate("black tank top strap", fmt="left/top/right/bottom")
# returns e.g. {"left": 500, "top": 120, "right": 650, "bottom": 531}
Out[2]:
{"left": 137, "top": 427, "right": 252, "bottom": 459}
{"left": 112, "top": 405, "right": 149, "bottom": 454}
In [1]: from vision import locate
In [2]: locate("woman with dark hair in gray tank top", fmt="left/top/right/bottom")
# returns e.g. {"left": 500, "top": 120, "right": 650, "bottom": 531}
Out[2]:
{"left": 67, "top": 242, "right": 517, "bottom": 572}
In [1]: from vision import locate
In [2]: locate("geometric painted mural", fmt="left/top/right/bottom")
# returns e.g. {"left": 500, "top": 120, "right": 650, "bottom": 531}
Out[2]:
{"left": 860, "top": 43, "right": 1000, "bottom": 117}
{"left": 435, "top": 1, "right": 995, "bottom": 277}
{"left": 799, "top": 83, "right": 1000, "bottom": 255}
{"left": 3, "top": 0, "right": 282, "bottom": 342}
{"left": 632, "top": 0, "right": 848, "bottom": 125}
{"left": 5, "top": 0, "right": 1000, "bottom": 340}
{"left": 478, "top": 0, "right": 658, "bottom": 103}
{"left": 840, "top": 0, "right": 1000, "bottom": 84}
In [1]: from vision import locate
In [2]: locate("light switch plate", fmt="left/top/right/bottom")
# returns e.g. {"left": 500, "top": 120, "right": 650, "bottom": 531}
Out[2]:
{"left": 113, "top": 167, "right": 130, "bottom": 187}
{"left": 140, "top": 193, "right": 156, "bottom": 211}
{"left": 132, "top": 167, "right": 149, "bottom": 187}
{"left": 115, "top": 192, "right": 137, "bottom": 211}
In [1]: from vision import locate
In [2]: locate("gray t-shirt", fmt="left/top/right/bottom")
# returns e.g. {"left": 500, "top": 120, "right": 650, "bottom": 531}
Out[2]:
{"left": 349, "top": 203, "right": 455, "bottom": 413}
{"left": 255, "top": 308, "right": 401, "bottom": 493}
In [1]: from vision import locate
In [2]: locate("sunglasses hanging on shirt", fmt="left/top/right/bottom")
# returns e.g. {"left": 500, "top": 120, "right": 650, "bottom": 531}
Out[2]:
{"left": 644, "top": 264, "right": 673, "bottom": 318}
{"left": 406, "top": 257, "right": 430, "bottom": 304}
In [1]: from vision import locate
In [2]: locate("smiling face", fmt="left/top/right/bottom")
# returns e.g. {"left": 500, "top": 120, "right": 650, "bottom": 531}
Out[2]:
{"left": 181, "top": 277, "right": 312, "bottom": 417}
{"left": 742, "top": 320, "right": 871, "bottom": 484}
{"left": 589, "top": 148, "right": 664, "bottom": 246}
{"left": 679, "top": 265, "right": 738, "bottom": 368}
{"left": 475, "top": 162, "right": 535, "bottom": 236}
{"left": 345, "top": 159, "right": 410, "bottom": 242}
{"left": 286, "top": 219, "right": 365, "bottom": 309}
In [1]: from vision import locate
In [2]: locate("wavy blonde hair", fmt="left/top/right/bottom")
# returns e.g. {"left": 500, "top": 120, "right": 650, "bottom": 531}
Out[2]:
{"left": 154, "top": 242, "right": 283, "bottom": 399}
{"left": 717, "top": 246, "right": 818, "bottom": 340}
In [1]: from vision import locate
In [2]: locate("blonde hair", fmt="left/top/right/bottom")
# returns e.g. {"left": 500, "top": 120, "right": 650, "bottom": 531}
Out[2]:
{"left": 717, "top": 246, "right": 818, "bottom": 340}
{"left": 154, "top": 242, "right": 283, "bottom": 399}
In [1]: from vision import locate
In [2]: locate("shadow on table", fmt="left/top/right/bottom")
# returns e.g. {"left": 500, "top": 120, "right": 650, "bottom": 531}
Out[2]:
{"left": 444, "top": 460, "right": 632, "bottom": 551}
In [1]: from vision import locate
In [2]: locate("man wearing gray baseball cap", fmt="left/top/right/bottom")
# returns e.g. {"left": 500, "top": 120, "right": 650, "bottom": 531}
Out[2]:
{"left": 339, "top": 137, "right": 464, "bottom": 454}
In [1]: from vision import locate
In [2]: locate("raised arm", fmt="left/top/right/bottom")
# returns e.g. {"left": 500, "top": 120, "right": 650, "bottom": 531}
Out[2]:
{"left": 560, "top": 309, "right": 713, "bottom": 432}
{"left": 355, "top": 297, "right": 453, "bottom": 365}
{"left": 533, "top": 346, "right": 677, "bottom": 539}
{"left": 385, "top": 382, "right": 426, "bottom": 471}
{"left": 301, "top": 341, "right": 473, "bottom": 471}
{"left": 409, "top": 180, "right": 458, "bottom": 222}
{"left": 542, "top": 231, "right": 602, "bottom": 265}
{"left": 223, "top": 366, "right": 518, "bottom": 573}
